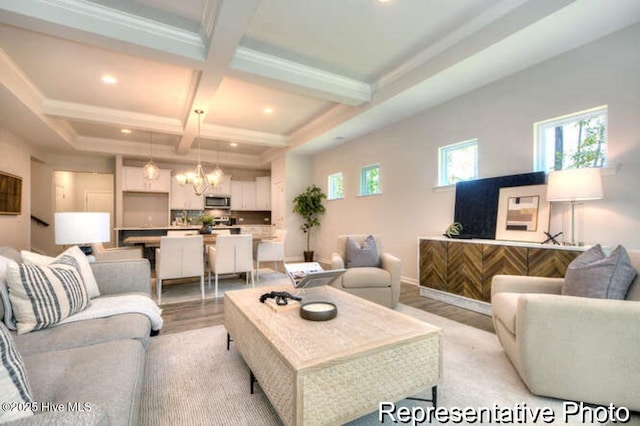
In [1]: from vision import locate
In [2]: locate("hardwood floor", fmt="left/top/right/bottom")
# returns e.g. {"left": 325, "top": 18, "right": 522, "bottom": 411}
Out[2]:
{"left": 159, "top": 283, "right": 495, "bottom": 335}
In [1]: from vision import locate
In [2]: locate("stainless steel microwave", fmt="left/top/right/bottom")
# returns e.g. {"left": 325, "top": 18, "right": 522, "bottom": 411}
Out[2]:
{"left": 205, "top": 196, "right": 231, "bottom": 208}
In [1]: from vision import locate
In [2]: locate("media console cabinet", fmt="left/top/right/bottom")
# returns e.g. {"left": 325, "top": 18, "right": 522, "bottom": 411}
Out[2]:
{"left": 418, "top": 237, "right": 583, "bottom": 314}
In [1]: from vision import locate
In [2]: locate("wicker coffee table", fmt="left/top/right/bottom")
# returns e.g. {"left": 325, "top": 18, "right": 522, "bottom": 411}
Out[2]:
{"left": 224, "top": 284, "right": 442, "bottom": 425}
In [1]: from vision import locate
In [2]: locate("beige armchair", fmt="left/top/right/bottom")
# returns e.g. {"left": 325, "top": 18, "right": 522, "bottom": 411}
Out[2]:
{"left": 330, "top": 234, "right": 401, "bottom": 309}
{"left": 91, "top": 242, "right": 143, "bottom": 261}
{"left": 491, "top": 250, "right": 640, "bottom": 411}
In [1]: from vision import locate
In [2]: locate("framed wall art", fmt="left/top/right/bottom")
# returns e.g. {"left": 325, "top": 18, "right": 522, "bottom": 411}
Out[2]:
{"left": 496, "top": 184, "right": 549, "bottom": 243}
{"left": 0, "top": 171, "right": 22, "bottom": 215}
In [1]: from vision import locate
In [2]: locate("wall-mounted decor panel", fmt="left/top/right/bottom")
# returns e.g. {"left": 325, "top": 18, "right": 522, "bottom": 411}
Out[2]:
{"left": 0, "top": 171, "right": 22, "bottom": 215}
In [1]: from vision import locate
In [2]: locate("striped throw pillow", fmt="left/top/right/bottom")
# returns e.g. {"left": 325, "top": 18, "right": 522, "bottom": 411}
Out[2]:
{"left": 7, "top": 256, "right": 90, "bottom": 335}
{"left": 0, "top": 322, "right": 34, "bottom": 422}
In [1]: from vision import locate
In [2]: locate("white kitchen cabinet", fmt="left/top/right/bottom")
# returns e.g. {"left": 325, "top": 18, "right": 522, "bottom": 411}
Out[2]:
{"left": 204, "top": 177, "right": 231, "bottom": 196}
{"left": 255, "top": 176, "right": 271, "bottom": 210}
{"left": 231, "top": 180, "right": 257, "bottom": 210}
{"left": 123, "top": 166, "right": 171, "bottom": 193}
{"left": 170, "top": 178, "right": 204, "bottom": 210}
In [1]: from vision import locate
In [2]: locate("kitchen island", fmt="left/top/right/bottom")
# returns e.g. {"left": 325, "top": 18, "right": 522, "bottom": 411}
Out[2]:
{"left": 116, "top": 226, "right": 241, "bottom": 247}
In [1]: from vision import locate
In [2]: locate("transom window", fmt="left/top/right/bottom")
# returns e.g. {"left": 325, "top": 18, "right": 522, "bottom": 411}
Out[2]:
{"left": 327, "top": 172, "right": 343, "bottom": 200}
{"left": 438, "top": 139, "right": 478, "bottom": 186}
{"left": 359, "top": 164, "right": 380, "bottom": 196}
{"left": 534, "top": 106, "right": 608, "bottom": 172}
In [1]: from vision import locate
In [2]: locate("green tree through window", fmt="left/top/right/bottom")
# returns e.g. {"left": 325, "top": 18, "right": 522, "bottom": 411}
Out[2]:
{"left": 360, "top": 164, "right": 380, "bottom": 196}
{"left": 328, "top": 173, "right": 343, "bottom": 199}
{"left": 536, "top": 107, "right": 607, "bottom": 172}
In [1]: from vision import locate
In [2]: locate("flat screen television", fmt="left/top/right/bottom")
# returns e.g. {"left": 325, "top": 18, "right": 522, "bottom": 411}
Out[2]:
{"left": 453, "top": 171, "right": 546, "bottom": 240}
{"left": 0, "top": 171, "right": 22, "bottom": 215}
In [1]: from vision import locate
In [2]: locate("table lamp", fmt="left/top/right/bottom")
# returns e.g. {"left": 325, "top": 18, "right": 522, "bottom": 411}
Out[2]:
{"left": 546, "top": 168, "right": 603, "bottom": 246}
{"left": 54, "top": 212, "right": 110, "bottom": 255}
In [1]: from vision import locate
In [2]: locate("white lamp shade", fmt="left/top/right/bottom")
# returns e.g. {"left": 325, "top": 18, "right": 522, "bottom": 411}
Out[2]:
{"left": 547, "top": 168, "right": 604, "bottom": 202}
{"left": 55, "top": 212, "right": 111, "bottom": 245}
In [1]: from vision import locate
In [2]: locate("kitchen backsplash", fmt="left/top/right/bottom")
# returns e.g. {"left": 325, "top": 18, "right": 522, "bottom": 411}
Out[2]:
{"left": 170, "top": 209, "right": 271, "bottom": 225}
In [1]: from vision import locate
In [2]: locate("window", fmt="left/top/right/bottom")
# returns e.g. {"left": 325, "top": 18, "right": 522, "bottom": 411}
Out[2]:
{"left": 359, "top": 164, "right": 380, "bottom": 196}
{"left": 327, "top": 172, "right": 343, "bottom": 200}
{"left": 534, "top": 106, "right": 607, "bottom": 172}
{"left": 438, "top": 139, "right": 478, "bottom": 186}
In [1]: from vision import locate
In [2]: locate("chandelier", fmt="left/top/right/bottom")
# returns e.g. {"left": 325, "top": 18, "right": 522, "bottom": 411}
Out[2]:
{"left": 142, "top": 131, "right": 160, "bottom": 180}
{"left": 175, "top": 110, "right": 226, "bottom": 195}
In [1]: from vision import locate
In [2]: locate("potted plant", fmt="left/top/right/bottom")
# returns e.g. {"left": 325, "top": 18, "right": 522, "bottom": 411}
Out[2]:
{"left": 199, "top": 215, "right": 215, "bottom": 234}
{"left": 293, "top": 184, "right": 327, "bottom": 262}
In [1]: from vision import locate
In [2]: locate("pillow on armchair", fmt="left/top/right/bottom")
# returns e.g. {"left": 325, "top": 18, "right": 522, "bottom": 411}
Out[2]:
{"left": 562, "top": 244, "right": 637, "bottom": 299}
{"left": 345, "top": 235, "right": 380, "bottom": 268}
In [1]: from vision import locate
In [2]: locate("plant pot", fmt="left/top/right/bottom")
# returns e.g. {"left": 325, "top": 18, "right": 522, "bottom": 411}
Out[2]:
{"left": 199, "top": 224, "right": 212, "bottom": 234}
{"left": 303, "top": 251, "right": 314, "bottom": 262}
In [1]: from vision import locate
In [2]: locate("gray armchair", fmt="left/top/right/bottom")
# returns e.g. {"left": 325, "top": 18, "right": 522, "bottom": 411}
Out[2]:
{"left": 330, "top": 234, "right": 401, "bottom": 309}
{"left": 491, "top": 250, "right": 640, "bottom": 411}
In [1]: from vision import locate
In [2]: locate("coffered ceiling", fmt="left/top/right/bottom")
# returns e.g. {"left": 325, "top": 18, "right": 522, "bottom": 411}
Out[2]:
{"left": 1, "top": 0, "right": 639, "bottom": 170}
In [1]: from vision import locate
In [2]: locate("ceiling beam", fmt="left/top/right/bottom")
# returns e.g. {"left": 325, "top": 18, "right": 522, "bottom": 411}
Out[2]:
{"left": 176, "top": 0, "right": 260, "bottom": 155}
{"left": 76, "top": 136, "right": 264, "bottom": 168}
{"left": 0, "top": 49, "right": 77, "bottom": 149}
{"left": 41, "top": 99, "right": 184, "bottom": 134}
{"left": 201, "top": 123, "right": 287, "bottom": 147}
{"left": 40, "top": 98, "right": 289, "bottom": 148}
{"left": 0, "top": 0, "right": 206, "bottom": 63}
{"left": 231, "top": 47, "right": 371, "bottom": 106}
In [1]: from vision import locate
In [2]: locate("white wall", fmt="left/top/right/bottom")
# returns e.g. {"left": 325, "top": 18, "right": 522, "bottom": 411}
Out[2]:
{"left": 311, "top": 23, "right": 640, "bottom": 283}
{"left": 0, "top": 129, "right": 31, "bottom": 250}
{"left": 284, "top": 153, "right": 313, "bottom": 260}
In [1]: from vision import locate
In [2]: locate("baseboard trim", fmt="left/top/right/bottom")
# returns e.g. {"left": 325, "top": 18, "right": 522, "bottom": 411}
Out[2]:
{"left": 419, "top": 287, "right": 492, "bottom": 316}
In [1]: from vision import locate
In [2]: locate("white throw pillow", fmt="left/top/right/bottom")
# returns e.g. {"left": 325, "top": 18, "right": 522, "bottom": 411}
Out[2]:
{"left": 0, "top": 322, "right": 35, "bottom": 422}
{"left": 0, "top": 255, "right": 17, "bottom": 330}
{"left": 7, "top": 256, "right": 90, "bottom": 334}
{"left": 21, "top": 246, "right": 100, "bottom": 298}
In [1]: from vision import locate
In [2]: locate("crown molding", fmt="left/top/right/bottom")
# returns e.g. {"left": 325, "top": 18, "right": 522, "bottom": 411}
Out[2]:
{"left": 231, "top": 46, "right": 371, "bottom": 106}
{"left": 41, "top": 99, "right": 185, "bottom": 134}
{"left": 0, "top": 0, "right": 206, "bottom": 62}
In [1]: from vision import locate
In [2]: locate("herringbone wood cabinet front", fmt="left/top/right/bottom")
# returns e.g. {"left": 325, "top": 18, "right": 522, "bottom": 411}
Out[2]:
{"left": 419, "top": 238, "right": 581, "bottom": 303}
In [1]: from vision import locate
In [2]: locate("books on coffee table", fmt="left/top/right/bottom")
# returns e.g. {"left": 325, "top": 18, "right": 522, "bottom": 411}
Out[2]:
{"left": 285, "top": 262, "right": 345, "bottom": 288}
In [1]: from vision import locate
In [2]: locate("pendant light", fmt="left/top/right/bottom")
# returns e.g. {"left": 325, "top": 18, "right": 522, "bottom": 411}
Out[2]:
{"left": 207, "top": 140, "right": 225, "bottom": 187}
{"left": 142, "top": 131, "right": 160, "bottom": 180}
{"left": 192, "top": 109, "right": 210, "bottom": 196}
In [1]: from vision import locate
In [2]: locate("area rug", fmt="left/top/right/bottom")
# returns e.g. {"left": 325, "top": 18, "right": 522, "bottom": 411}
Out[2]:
{"left": 140, "top": 305, "right": 638, "bottom": 425}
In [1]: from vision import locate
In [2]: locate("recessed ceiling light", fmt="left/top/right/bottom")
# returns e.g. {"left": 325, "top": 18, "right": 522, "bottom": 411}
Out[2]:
{"left": 230, "top": 142, "right": 238, "bottom": 147}
{"left": 263, "top": 106, "right": 274, "bottom": 114}
{"left": 121, "top": 128, "right": 132, "bottom": 134}
{"left": 101, "top": 74, "right": 117, "bottom": 85}
{"left": 378, "top": 0, "right": 392, "bottom": 3}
